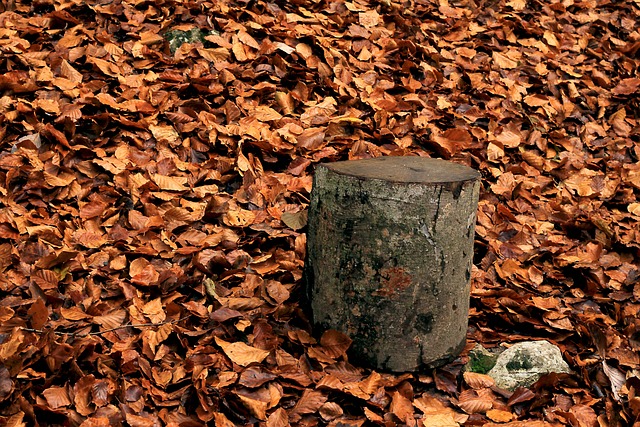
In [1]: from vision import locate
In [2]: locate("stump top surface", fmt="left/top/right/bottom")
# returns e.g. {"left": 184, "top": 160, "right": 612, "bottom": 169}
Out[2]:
{"left": 322, "top": 157, "right": 480, "bottom": 183}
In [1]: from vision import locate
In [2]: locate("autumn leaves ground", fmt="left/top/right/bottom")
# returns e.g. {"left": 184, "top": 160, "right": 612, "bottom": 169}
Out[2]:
{"left": 0, "top": 0, "right": 639, "bottom": 426}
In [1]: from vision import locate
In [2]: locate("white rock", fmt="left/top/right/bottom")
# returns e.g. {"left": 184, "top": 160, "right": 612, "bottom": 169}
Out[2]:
{"left": 487, "top": 340, "right": 572, "bottom": 391}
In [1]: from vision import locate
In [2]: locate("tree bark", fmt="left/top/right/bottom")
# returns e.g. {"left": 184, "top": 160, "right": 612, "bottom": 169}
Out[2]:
{"left": 305, "top": 157, "right": 480, "bottom": 372}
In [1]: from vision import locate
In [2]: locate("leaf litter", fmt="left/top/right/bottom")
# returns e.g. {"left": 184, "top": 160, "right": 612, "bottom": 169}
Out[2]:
{"left": 0, "top": 0, "right": 639, "bottom": 425}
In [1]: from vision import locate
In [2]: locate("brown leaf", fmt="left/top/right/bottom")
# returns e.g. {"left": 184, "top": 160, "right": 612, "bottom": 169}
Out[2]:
{"left": 254, "top": 105, "right": 283, "bottom": 122}
{"left": 275, "top": 92, "right": 294, "bottom": 115}
{"left": 0, "top": 306, "right": 14, "bottom": 324}
{"left": 0, "top": 365, "right": 13, "bottom": 402}
{"left": 612, "top": 78, "right": 640, "bottom": 95}
{"left": 569, "top": 404, "right": 597, "bottom": 427}
{"left": 129, "top": 258, "right": 160, "bottom": 286}
{"left": 42, "top": 386, "right": 72, "bottom": 409}
{"left": 92, "top": 310, "right": 127, "bottom": 330}
{"left": 456, "top": 389, "right": 492, "bottom": 414}
{"left": 602, "top": 361, "right": 625, "bottom": 402}
{"left": 60, "top": 59, "right": 83, "bottom": 84}
{"left": 506, "top": 387, "right": 536, "bottom": 406}
{"left": 296, "top": 128, "right": 326, "bottom": 150}
{"left": 74, "top": 375, "right": 95, "bottom": 416}
{"left": 320, "top": 330, "right": 352, "bottom": 358}
{"left": 265, "top": 280, "right": 291, "bottom": 305}
{"left": 291, "top": 389, "right": 327, "bottom": 417}
{"left": 239, "top": 366, "right": 277, "bottom": 388}
{"left": 319, "top": 402, "right": 343, "bottom": 421}
{"left": 27, "top": 298, "right": 49, "bottom": 330}
{"left": 224, "top": 208, "right": 256, "bottom": 227}
{"left": 79, "top": 200, "right": 107, "bottom": 219}
{"left": 281, "top": 210, "right": 308, "bottom": 230}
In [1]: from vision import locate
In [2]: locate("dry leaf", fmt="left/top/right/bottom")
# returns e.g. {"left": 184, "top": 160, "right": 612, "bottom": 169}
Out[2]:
{"left": 215, "top": 337, "right": 270, "bottom": 367}
{"left": 42, "top": 386, "right": 72, "bottom": 409}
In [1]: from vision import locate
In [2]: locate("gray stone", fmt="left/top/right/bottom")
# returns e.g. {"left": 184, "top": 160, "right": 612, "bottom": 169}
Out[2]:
{"left": 487, "top": 340, "right": 572, "bottom": 391}
{"left": 305, "top": 157, "right": 480, "bottom": 372}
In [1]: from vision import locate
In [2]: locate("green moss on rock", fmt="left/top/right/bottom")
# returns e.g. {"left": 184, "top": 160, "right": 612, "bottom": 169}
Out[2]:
{"left": 466, "top": 345, "right": 499, "bottom": 374}
{"left": 164, "top": 28, "right": 219, "bottom": 54}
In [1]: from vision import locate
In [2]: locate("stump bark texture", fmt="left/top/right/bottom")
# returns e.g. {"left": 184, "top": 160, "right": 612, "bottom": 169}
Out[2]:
{"left": 305, "top": 157, "right": 481, "bottom": 372}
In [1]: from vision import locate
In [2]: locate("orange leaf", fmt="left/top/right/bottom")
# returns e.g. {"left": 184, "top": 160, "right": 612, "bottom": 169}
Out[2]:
{"left": 463, "top": 371, "right": 495, "bottom": 389}
{"left": 131, "top": 264, "right": 159, "bottom": 287}
{"left": 359, "top": 10, "right": 381, "bottom": 28}
{"left": 149, "top": 124, "right": 180, "bottom": 145}
{"left": 60, "top": 59, "right": 83, "bottom": 84}
{"left": 124, "top": 413, "right": 155, "bottom": 427}
{"left": 358, "top": 371, "right": 382, "bottom": 397}
{"left": 237, "top": 30, "right": 260, "bottom": 49}
{"left": 492, "top": 51, "right": 518, "bottom": 69}
{"left": 0, "top": 331, "right": 25, "bottom": 362}
{"left": 390, "top": 391, "right": 414, "bottom": 422}
{"left": 212, "top": 412, "right": 237, "bottom": 427}
{"left": 142, "top": 298, "right": 165, "bottom": 323}
{"left": 0, "top": 307, "right": 14, "bottom": 323}
{"left": 224, "top": 208, "right": 256, "bottom": 227}
{"left": 151, "top": 174, "right": 188, "bottom": 191}
{"left": 215, "top": 337, "right": 270, "bottom": 366}
{"left": 364, "top": 407, "right": 384, "bottom": 423}
{"left": 432, "top": 128, "right": 471, "bottom": 157}
{"left": 44, "top": 171, "right": 76, "bottom": 187}
{"left": 266, "top": 408, "right": 289, "bottom": 427}
{"left": 486, "top": 409, "right": 514, "bottom": 422}
{"left": 254, "top": 105, "right": 282, "bottom": 122}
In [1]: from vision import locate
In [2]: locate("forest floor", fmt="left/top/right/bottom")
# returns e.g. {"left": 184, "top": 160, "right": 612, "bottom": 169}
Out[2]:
{"left": 0, "top": 0, "right": 639, "bottom": 426}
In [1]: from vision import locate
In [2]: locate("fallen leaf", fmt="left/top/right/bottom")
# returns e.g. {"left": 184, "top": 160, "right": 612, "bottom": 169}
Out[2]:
{"left": 215, "top": 337, "right": 270, "bottom": 367}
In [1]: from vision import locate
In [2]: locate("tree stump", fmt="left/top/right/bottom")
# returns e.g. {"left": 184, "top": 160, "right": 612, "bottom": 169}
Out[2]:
{"left": 305, "top": 157, "right": 481, "bottom": 372}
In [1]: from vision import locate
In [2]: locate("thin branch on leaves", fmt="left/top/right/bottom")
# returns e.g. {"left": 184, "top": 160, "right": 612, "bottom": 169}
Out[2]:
{"left": 20, "top": 315, "right": 191, "bottom": 338}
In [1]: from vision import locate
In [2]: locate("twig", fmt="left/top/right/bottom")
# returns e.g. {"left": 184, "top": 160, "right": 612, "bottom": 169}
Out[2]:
{"left": 20, "top": 315, "right": 192, "bottom": 338}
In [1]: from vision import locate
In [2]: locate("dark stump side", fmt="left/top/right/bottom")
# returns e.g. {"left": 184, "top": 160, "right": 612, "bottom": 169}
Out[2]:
{"left": 305, "top": 156, "right": 481, "bottom": 372}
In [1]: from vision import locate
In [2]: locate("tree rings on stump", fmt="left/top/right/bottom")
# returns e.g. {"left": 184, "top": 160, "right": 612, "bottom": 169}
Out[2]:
{"left": 305, "top": 156, "right": 481, "bottom": 372}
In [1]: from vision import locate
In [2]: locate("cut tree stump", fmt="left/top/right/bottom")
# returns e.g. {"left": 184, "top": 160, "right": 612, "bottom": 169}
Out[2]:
{"left": 305, "top": 156, "right": 481, "bottom": 372}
